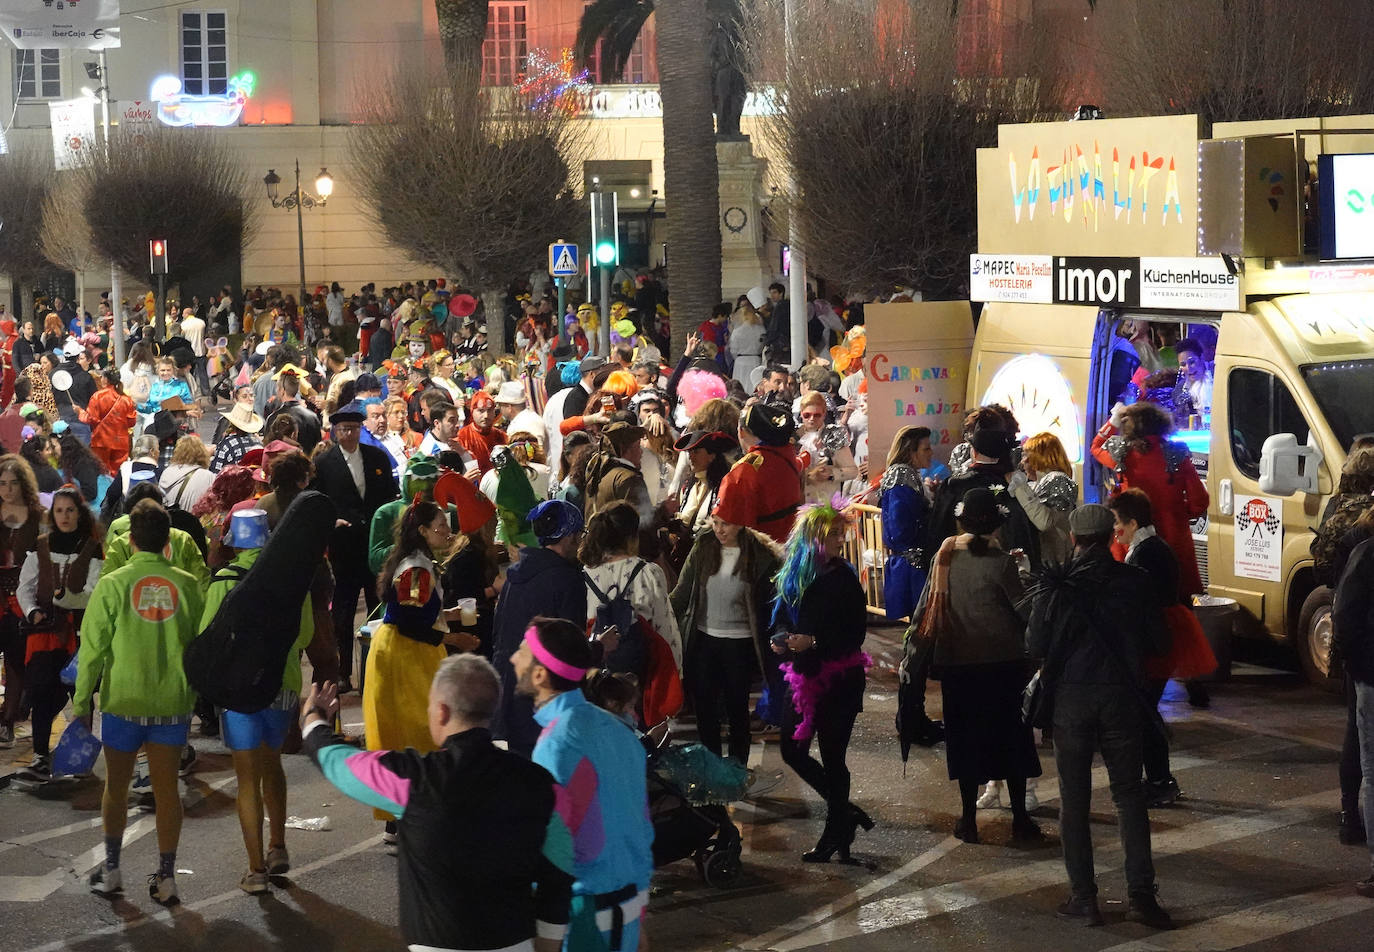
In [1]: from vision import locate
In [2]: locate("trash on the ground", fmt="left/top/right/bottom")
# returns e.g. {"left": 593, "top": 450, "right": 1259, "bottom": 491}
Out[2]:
{"left": 177, "top": 869, "right": 194, "bottom": 875}
{"left": 285, "top": 815, "right": 332, "bottom": 831}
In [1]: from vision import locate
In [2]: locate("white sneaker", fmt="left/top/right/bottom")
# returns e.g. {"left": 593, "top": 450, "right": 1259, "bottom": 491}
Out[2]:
{"left": 147, "top": 872, "right": 179, "bottom": 906}
{"left": 266, "top": 846, "right": 290, "bottom": 875}
{"left": 89, "top": 865, "right": 122, "bottom": 895}
{"left": 1024, "top": 780, "right": 1040, "bottom": 813}
{"left": 976, "top": 780, "right": 1003, "bottom": 809}
{"left": 239, "top": 870, "right": 270, "bottom": 895}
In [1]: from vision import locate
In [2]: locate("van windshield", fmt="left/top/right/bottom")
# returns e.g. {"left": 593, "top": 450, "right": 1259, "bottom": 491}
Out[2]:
{"left": 1301, "top": 360, "right": 1374, "bottom": 451}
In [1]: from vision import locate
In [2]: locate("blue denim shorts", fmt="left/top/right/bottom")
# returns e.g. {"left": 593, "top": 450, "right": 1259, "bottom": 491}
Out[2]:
{"left": 100, "top": 714, "right": 191, "bottom": 753}
{"left": 221, "top": 708, "right": 294, "bottom": 751}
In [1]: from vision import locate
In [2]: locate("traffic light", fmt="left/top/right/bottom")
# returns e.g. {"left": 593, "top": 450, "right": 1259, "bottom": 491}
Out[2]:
{"left": 149, "top": 239, "right": 169, "bottom": 275}
{"left": 590, "top": 190, "right": 619, "bottom": 267}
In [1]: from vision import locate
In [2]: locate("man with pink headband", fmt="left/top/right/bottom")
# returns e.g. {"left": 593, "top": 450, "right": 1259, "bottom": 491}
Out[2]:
{"left": 514, "top": 616, "right": 653, "bottom": 952}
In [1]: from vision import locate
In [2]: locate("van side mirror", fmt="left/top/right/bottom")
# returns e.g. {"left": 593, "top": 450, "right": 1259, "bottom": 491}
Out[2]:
{"left": 1259, "top": 433, "right": 1323, "bottom": 496}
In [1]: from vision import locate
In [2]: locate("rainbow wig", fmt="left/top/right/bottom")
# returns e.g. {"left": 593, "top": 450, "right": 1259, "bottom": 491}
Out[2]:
{"left": 774, "top": 496, "right": 852, "bottom": 615}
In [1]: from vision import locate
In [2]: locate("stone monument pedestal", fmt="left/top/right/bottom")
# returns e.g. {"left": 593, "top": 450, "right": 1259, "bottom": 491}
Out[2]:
{"left": 717, "top": 137, "right": 772, "bottom": 301}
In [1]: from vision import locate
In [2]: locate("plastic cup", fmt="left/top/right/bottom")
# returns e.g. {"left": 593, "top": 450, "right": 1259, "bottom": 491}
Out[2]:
{"left": 458, "top": 597, "right": 478, "bottom": 627}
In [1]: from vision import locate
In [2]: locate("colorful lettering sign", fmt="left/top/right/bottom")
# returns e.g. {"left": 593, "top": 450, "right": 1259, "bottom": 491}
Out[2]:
{"left": 864, "top": 302, "right": 974, "bottom": 469}
{"left": 978, "top": 115, "right": 1201, "bottom": 258}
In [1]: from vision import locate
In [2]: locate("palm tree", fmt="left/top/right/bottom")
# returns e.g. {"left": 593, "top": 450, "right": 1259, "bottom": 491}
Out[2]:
{"left": 435, "top": 0, "right": 491, "bottom": 93}
{"left": 579, "top": 0, "right": 724, "bottom": 356}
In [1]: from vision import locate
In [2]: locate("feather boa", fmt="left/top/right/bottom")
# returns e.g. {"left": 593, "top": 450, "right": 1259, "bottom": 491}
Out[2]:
{"left": 780, "top": 651, "right": 872, "bottom": 741}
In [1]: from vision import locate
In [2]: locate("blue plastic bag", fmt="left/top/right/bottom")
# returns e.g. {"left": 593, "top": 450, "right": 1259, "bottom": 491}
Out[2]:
{"left": 754, "top": 682, "right": 783, "bottom": 726}
{"left": 59, "top": 650, "right": 79, "bottom": 687}
{"left": 51, "top": 718, "right": 102, "bottom": 777}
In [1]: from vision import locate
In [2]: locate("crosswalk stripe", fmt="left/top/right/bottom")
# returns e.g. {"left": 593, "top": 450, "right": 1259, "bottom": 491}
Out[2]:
{"left": 1098, "top": 884, "right": 1373, "bottom": 951}
{"left": 767, "top": 788, "right": 1339, "bottom": 950}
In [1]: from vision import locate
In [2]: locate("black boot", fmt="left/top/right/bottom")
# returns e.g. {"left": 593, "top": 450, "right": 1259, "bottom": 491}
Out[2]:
{"left": 802, "top": 824, "right": 840, "bottom": 863}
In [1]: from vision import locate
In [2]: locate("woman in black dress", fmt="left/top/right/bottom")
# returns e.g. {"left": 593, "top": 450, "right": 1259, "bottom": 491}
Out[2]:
{"left": 772, "top": 499, "right": 873, "bottom": 863}
{"left": 916, "top": 486, "right": 1041, "bottom": 843}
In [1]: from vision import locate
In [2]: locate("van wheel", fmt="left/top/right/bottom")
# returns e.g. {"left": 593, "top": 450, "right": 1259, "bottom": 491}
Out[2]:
{"left": 1296, "top": 588, "right": 1342, "bottom": 694}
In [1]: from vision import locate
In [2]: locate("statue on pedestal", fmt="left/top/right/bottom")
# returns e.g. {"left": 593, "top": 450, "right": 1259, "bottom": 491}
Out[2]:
{"left": 710, "top": 8, "right": 747, "bottom": 139}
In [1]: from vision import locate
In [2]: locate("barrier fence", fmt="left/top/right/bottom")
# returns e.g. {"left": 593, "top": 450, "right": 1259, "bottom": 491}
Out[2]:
{"left": 842, "top": 503, "right": 889, "bottom": 617}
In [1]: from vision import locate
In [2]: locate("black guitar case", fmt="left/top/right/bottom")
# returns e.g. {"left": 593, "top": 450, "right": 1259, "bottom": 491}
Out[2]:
{"left": 184, "top": 490, "right": 336, "bottom": 713}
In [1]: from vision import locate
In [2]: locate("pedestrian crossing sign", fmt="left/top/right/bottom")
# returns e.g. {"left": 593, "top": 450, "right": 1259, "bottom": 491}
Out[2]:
{"left": 549, "top": 241, "right": 579, "bottom": 278}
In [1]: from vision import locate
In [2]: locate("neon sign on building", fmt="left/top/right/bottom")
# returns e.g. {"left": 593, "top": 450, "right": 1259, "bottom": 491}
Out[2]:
{"left": 150, "top": 71, "right": 255, "bottom": 127}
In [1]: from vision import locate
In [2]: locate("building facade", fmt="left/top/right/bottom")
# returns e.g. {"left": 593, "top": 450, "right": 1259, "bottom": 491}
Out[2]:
{"left": 1, "top": 0, "right": 1097, "bottom": 312}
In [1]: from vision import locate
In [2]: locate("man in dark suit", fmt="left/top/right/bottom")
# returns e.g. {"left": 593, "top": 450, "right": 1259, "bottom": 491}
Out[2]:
{"left": 313, "top": 401, "right": 399, "bottom": 693}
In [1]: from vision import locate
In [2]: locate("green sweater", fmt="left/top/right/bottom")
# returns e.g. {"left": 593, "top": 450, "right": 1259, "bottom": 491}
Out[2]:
{"left": 103, "top": 523, "right": 211, "bottom": 592}
{"left": 368, "top": 499, "right": 406, "bottom": 576}
{"left": 75, "top": 551, "right": 207, "bottom": 718}
{"left": 199, "top": 549, "right": 315, "bottom": 696}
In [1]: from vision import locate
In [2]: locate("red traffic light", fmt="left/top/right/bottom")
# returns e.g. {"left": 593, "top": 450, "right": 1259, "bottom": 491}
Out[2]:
{"left": 149, "top": 239, "right": 169, "bottom": 274}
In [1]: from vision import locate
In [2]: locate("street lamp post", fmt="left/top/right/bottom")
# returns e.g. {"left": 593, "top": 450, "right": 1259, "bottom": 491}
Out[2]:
{"left": 263, "top": 159, "right": 334, "bottom": 325}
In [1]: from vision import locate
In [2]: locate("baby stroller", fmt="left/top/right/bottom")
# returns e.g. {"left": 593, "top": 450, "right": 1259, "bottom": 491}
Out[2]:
{"left": 646, "top": 743, "right": 746, "bottom": 888}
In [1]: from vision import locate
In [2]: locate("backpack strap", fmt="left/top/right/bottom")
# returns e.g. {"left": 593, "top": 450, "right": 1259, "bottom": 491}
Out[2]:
{"left": 583, "top": 569, "right": 612, "bottom": 606}
{"left": 213, "top": 563, "right": 250, "bottom": 585}
{"left": 35, "top": 536, "right": 54, "bottom": 613}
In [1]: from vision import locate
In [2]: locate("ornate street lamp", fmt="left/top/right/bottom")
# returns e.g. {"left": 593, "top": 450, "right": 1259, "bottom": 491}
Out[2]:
{"left": 263, "top": 159, "right": 334, "bottom": 320}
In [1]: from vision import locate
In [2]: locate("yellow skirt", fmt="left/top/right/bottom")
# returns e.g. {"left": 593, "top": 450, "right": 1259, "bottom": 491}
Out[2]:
{"left": 362, "top": 623, "right": 446, "bottom": 820}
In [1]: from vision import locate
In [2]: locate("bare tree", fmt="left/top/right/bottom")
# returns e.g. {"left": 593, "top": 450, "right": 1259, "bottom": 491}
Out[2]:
{"left": 1097, "top": 0, "right": 1374, "bottom": 129}
{"left": 350, "top": 65, "right": 586, "bottom": 357}
{"left": 73, "top": 128, "right": 255, "bottom": 337}
{"left": 40, "top": 178, "right": 103, "bottom": 314}
{"left": 746, "top": 0, "right": 1063, "bottom": 299}
{"left": 0, "top": 149, "right": 57, "bottom": 319}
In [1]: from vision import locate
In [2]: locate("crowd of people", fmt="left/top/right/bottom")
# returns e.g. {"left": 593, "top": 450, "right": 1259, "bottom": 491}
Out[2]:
{"left": 1, "top": 275, "right": 1372, "bottom": 952}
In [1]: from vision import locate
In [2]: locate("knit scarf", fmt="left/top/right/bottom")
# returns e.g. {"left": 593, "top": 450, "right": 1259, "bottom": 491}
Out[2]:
{"left": 914, "top": 532, "right": 997, "bottom": 641}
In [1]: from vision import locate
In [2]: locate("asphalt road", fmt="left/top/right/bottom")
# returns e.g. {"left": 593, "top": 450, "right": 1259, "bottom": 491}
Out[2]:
{"left": 2, "top": 623, "right": 1371, "bottom": 952}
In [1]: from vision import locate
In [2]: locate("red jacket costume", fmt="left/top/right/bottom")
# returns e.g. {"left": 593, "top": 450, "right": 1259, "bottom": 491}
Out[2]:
{"left": 713, "top": 443, "right": 806, "bottom": 543}
{"left": 82, "top": 386, "right": 138, "bottom": 473}
{"left": 1091, "top": 425, "right": 1210, "bottom": 598}
{"left": 455, "top": 423, "right": 508, "bottom": 475}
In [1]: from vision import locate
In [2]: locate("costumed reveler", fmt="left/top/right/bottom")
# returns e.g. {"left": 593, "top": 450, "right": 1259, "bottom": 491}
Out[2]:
{"left": 770, "top": 497, "right": 874, "bottom": 864}
{"left": 878, "top": 426, "right": 934, "bottom": 622}
{"left": 362, "top": 499, "right": 465, "bottom": 839}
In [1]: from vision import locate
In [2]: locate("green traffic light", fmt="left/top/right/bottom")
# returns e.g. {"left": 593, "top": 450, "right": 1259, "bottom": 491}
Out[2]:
{"left": 594, "top": 242, "right": 617, "bottom": 265}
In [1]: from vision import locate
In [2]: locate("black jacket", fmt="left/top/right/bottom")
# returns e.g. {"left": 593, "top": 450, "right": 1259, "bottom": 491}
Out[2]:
{"left": 1334, "top": 536, "right": 1374, "bottom": 684}
{"left": 312, "top": 442, "right": 399, "bottom": 581}
{"left": 491, "top": 546, "right": 588, "bottom": 755}
{"left": 265, "top": 399, "right": 323, "bottom": 454}
{"left": 304, "top": 726, "right": 572, "bottom": 949}
{"left": 927, "top": 463, "right": 1041, "bottom": 568}
{"left": 1123, "top": 533, "right": 1180, "bottom": 608}
{"left": 779, "top": 559, "right": 868, "bottom": 676}
{"left": 1028, "top": 546, "right": 1169, "bottom": 686}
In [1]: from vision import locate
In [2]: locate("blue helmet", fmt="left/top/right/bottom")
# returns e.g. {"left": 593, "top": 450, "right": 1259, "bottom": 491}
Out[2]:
{"left": 528, "top": 499, "right": 584, "bottom": 546}
{"left": 227, "top": 509, "right": 270, "bottom": 550}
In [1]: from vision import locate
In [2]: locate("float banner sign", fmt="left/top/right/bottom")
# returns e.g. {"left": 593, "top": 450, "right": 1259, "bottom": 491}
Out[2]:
{"left": 977, "top": 114, "right": 1201, "bottom": 258}
{"left": 969, "top": 254, "right": 1052, "bottom": 304}
{"left": 0, "top": 0, "right": 121, "bottom": 50}
{"left": 864, "top": 301, "right": 974, "bottom": 469}
{"left": 1233, "top": 494, "right": 1283, "bottom": 582}
{"left": 987, "top": 255, "right": 1241, "bottom": 310}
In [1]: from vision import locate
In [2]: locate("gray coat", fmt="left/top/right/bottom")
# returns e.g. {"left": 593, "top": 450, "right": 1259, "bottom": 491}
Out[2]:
{"left": 916, "top": 548, "right": 1029, "bottom": 667}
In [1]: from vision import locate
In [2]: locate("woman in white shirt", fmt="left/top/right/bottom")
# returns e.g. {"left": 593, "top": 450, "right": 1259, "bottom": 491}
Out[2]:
{"left": 159, "top": 435, "right": 217, "bottom": 513}
{"left": 669, "top": 516, "right": 781, "bottom": 764}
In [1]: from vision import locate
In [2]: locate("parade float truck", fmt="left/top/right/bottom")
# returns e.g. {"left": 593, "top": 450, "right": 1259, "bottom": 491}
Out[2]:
{"left": 865, "top": 114, "right": 1374, "bottom": 689}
